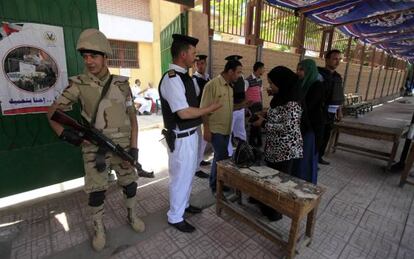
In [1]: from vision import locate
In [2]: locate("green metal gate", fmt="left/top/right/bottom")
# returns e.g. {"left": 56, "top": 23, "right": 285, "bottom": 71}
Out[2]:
{"left": 0, "top": 0, "right": 98, "bottom": 197}
{"left": 160, "top": 12, "right": 188, "bottom": 74}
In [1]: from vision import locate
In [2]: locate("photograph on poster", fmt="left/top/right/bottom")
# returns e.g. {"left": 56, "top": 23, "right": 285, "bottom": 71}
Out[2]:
{"left": 3, "top": 46, "right": 58, "bottom": 93}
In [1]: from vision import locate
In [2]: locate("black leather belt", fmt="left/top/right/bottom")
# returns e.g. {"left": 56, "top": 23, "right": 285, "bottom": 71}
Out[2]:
{"left": 176, "top": 129, "right": 197, "bottom": 139}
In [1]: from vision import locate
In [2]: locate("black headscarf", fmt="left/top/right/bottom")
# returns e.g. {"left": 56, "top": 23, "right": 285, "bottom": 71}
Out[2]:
{"left": 267, "top": 66, "right": 299, "bottom": 108}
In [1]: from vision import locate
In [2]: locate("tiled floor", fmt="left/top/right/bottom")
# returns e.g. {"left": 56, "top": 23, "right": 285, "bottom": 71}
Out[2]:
{"left": 2, "top": 98, "right": 414, "bottom": 259}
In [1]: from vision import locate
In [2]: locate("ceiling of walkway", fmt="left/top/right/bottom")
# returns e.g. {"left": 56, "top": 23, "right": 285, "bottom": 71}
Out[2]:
{"left": 267, "top": 0, "right": 414, "bottom": 62}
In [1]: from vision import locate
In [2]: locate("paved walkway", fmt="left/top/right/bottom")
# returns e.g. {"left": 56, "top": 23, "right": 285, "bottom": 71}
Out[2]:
{"left": 1, "top": 98, "right": 414, "bottom": 259}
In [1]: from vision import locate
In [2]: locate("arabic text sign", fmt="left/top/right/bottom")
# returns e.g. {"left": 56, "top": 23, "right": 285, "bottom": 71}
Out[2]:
{"left": 0, "top": 23, "right": 68, "bottom": 115}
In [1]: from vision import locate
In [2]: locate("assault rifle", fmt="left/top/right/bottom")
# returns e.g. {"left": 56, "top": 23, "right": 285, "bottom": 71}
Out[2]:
{"left": 51, "top": 110, "right": 154, "bottom": 178}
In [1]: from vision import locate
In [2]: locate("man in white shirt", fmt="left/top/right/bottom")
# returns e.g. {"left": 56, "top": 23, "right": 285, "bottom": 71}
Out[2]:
{"left": 144, "top": 82, "right": 159, "bottom": 102}
{"left": 131, "top": 79, "right": 152, "bottom": 115}
{"left": 158, "top": 34, "right": 221, "bottom": 233}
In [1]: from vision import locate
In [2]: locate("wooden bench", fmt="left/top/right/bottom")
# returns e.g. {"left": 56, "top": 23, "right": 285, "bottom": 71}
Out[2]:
{"left": 327, "top": 121, "right": 404, "bottom": 169}
{"left": 216, "top": 160, "right": 325, "bottom": 259}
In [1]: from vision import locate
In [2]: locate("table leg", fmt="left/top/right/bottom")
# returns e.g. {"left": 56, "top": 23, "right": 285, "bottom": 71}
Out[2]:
{"left": 216, "top": 179, "right": 223, "bottom": 216}
{"left": 388, "top": 139, "right": 400, "bottom": 169}
{"left": 400, "top": 143, "right": 414, "bottom": 187}
{"left": 305, "top": 207, "right": 317, "bottom": 245}
{"left": 287, "top": 218, "right": 300, "bottom": 259}
{"left": 236, "top": 189, "right": 242, "bottom": 205}
{"left": 327, "top": 128, "right": 338, "bottom": 154}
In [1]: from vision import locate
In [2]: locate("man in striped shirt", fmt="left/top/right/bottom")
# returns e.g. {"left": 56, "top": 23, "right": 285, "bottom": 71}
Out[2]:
{"left": 246, "top": 62, "right": 265, "bottom": 147}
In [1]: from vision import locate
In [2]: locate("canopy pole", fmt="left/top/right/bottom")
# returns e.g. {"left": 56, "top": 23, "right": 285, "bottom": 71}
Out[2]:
{"left": 393, "top": 62, "right": 402, "bottom": 95}
{"left": 387, "top": 58, "right": 396, "bottom": 96}
{"left": 319, "top": 30, "right": 327, "bottom": 58}
{"left": 373, "top": 51, "right": 385, "bottom": 99}
{"left": 394, "top": 60, "right": 404, "bottom": 94}
{"left": 293, "top": 13, "right": 306, "bottom": 61}
{"left": 355, "top": 42, "right": 366, "bottom": 94}
{"left": 365, "top": 47, "right": 376, "bottom": 101}
{"left": 342, "top": 36, "right": 353, "bottom": 91}
{"left": 380, "top": 55, "right": 391, "bottom": 98}
{"left": 326, "top": 28, "right": 334, "bottom": 53}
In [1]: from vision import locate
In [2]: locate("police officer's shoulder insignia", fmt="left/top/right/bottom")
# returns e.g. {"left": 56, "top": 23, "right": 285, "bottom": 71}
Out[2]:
{"left": 168, "top": 69, "right": 176, "bottom": 78}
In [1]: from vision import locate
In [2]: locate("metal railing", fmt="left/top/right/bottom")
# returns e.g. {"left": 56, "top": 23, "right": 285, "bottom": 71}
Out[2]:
{"left": 210, "top": 0, "right": 248, "bottom": 36}
{"left": 108, "top": 40, "right": 139, "bottom": 68}
{"left": 304, "top": 19, "right": 323, "bottom": 52}
{"left": 260, "top": 3, "right": 298, "bottom": 46}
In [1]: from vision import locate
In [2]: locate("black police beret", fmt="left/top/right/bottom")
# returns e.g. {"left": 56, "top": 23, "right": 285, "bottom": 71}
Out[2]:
{"left": 172, "top": 34, "right": 199, "bottom": 47}
{"left": 196, "top": 54, "right": 208, "bottom": 60}
{"left": 225, "top": 55, "right": 243, "bottom": 61}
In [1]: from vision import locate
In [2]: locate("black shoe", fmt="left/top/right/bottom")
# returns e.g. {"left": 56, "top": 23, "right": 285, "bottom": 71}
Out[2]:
{"left": 143, "top": 111, "right": 152, "bottom": 115}
{"left": 138, "top": 169, "right": 155, "bottom": 178}
{"left": 195, "top": 170, "right": 209, "bottom": 178}
{"left": 185, "top": 205, "right": 202, "bottom": 214}
{"left": 318, "top": 158, "right": 330, "bottom": 165}
{"left": 168, "top": 220, "right": 196, "bottom": 233}
{"left": 200, "top": 160, "right": 211, "bottom": 166}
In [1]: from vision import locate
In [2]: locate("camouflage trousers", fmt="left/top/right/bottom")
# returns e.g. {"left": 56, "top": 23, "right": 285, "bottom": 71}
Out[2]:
{"left": 81, "top": 137, "right": 138, "bottom": 193}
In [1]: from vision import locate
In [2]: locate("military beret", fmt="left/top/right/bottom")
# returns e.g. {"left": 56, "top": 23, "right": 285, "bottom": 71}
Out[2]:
{"left": 196, "top": 54, "right": 208, "bottom": 61}
{"left": 225, "top": 55, "right": 243, "bottom": 61}
{"left": 172, "top": 34, "right": 199, "bottom": 47}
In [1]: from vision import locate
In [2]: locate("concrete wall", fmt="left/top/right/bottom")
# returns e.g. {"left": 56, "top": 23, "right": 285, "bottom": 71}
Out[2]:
{"left": 159, "top": 0, "right": 182, "bottom": 30}
{"left": 150, "top": 0, "right": 182, "bottom": 85}
{"left": 97, "top": 0, "right": 151, "bottom": 21}
{"left": 188, "top": 10, "right": 209, "bottom": 57}
{"left": 109, "top": 42, "right": 154, "bottom": 88}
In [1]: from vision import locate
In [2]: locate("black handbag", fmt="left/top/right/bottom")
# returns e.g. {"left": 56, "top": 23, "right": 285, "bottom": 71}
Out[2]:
{"left": 232, "top": 140, "right": 256, "bottom": 168}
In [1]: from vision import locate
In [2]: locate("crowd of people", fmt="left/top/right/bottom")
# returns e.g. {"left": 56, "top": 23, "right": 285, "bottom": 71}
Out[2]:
{"left": 48, "top": 28, "right": 345, "bottom": 250}
{"left": 159, "top": 34, "right": 345, "bottom": 232}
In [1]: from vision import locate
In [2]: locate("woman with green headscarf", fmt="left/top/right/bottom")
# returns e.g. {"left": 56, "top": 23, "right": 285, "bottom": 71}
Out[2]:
{"left": 294, "top": 59, "right": 326, "bottom": 184}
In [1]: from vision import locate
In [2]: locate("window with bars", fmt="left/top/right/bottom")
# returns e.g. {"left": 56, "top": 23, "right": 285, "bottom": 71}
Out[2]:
{"left": 108, "top": 40, "right": 139, "bottom": 68}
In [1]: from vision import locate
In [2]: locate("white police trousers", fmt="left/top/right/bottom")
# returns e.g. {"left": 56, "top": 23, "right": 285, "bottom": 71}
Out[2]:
{"left": 167, "top": 131, "right": 198, "bottom": 223}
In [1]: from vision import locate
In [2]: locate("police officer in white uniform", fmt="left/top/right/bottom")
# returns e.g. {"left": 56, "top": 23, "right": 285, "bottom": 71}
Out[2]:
{"left": 226, "top": 55, "right": 250, "bottom": 157}
{"left": 193, "top": 54, "right": 211, "bottom": 178}
{"left": 159, "top": 34, "right": 221, "bottom": 233}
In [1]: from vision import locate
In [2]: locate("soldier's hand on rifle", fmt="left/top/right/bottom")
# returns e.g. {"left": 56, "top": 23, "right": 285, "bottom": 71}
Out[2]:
{"left": 128, "top": 147, "right": 139, "bottom": 162}
{"left": 59, "top": 128, "right": 84, "bottom": 146}
{"left": 122, "top": 147, "right": 138, "bottom": 168}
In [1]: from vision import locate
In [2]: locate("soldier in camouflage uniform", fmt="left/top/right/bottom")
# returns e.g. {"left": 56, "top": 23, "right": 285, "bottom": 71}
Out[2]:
{"left": 47, "top": 29, "right": 145, "bottom": 251}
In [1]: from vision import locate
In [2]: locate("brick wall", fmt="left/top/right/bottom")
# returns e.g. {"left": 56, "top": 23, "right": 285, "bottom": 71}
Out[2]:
{"left": 211, "top": 41, "right": 257, "bottom": 77}
{"left": 209, "top": 40, "right": 403, "bottom": 107}
{"left": 96, "top": 0, "right": 151, "bottom": 21}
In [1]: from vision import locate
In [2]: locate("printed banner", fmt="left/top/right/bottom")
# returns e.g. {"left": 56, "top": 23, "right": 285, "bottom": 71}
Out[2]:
{"left": 0, "top": 22, "right": 68, "bottom": 115}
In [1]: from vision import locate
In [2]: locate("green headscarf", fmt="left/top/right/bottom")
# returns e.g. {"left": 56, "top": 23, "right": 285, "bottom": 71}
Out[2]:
{"left": 298, "top": 59, "right": 319, "bottom": 99}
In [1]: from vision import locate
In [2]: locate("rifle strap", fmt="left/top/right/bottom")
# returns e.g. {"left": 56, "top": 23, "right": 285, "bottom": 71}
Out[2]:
{"left": 90, "top": 75, "right": 113, "bottom": 126}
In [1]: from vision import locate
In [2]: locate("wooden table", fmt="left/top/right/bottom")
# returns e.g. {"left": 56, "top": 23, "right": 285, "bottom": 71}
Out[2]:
{"left": 327, "top": 121, "right": 405, "bottom": 169}
{"left": 216, "top": 161, "right": 325, "bottom": 259}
